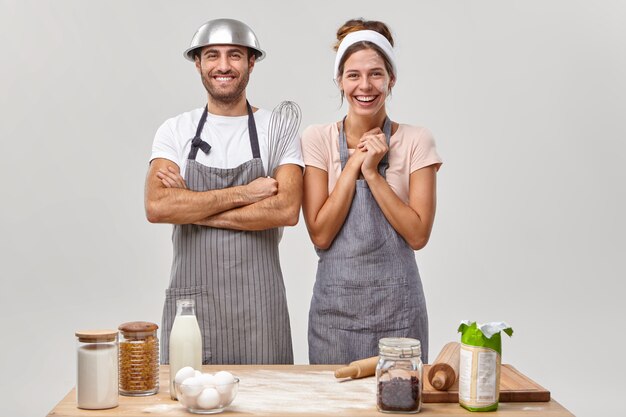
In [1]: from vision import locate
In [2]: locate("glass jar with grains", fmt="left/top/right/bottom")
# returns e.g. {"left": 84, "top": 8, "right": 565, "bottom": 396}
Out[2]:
{"left": 376, "top": 337, "right": 423, "bottom": 413}
{"left": 118, "top": 321, "right": 159, "bottom": 396}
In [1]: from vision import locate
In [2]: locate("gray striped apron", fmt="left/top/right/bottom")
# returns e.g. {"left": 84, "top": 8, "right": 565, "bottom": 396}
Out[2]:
{"left": 161, "top": 102, "right": 293, "bottom": 365}
{"left": 308, "top": 117, "right": 429, "bottom": 364}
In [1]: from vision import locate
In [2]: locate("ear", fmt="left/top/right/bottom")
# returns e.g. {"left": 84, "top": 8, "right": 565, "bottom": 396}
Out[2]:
{"left": 248, "top": 55, "right": 256, "bottom": 73}
{"left": 194, "top": 55, "right": 202, "bottom": 73}
{"left": 389, "top": 75, "right": 396, "bottom": 90}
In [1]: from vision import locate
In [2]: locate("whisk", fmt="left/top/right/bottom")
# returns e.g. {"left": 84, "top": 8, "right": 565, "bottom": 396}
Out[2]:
{"left": 266, "top": 100, "right": 302, "bottom": 177}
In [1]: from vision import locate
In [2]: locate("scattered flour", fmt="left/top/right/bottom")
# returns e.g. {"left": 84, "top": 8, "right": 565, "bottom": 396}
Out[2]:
{"left": 228, "top": 370, "right": 377, "bottom": 414}
{"left": 142, "top": 403, "right": 184, "bottom": 413}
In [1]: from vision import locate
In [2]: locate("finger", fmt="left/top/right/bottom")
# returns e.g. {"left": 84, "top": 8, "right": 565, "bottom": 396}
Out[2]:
{"left": 161, "top": 171, "right": 182, "bottom": 188}
{"left": 369, "top": 133, "right": 386, "bottom": 145}
{"left": 160, "top": 178, "right": 173, "bottom": 188}
{"left": 165, "top": 170, "right": 185, "bottom": 184}
{"left": 172, "top": 174, "right": 186, "bottom": 187}
{"left": 371, "top": 136, "right": 388, "bottom": 152}
{"left": 161, "top": 174, "right": 181, "bottom": 187}
{"left": 365, "top": 139, "right": 382, "bottom": 152}
{"left": 365, "top": 127, "right": 383, "bottom": 135}
{"left": 163, "top": 166, "right": 185, "bottom": 182}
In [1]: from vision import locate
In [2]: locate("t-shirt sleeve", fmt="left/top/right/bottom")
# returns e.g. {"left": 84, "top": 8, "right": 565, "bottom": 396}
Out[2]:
{"left": 410, "top": 127, "right": 443, "bottom": 173}
{"left": 277, "top": 133, "right": 305, "bottom": 168}
{"left": 301, "top": 125, "right": 329, "bottom": 172}
{"left": 150, "top": 119, "right": 182, "bottom": 167}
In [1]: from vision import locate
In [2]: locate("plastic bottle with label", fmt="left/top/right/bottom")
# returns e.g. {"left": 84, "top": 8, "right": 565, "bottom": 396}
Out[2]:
{"left": 169, "top": 299, "right": 203, "bottom": 400}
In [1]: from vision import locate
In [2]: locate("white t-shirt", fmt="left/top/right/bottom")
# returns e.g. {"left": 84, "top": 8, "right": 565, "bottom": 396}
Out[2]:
{"left": 151, "top": 107, "right": 304, "bottom": 177}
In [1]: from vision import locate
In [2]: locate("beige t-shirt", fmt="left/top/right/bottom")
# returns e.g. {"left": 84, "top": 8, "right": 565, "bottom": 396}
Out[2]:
{"left": 301, "top": 123, "right": 442, "bottom": 203}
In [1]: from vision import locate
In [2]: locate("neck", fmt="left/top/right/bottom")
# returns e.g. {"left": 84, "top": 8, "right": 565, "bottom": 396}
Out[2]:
{"left": 206, "top": 94, "right": 249, "bottom": 116}
{"left": 344, "top": 109, "right": 388, "bottom": 139}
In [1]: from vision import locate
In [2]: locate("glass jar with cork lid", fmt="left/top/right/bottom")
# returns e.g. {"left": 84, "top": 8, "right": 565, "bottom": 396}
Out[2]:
{"left": 75, "top": 329, "right": 119, "bottom": 410}
{"left": 376, "top": 337, "right": 423, "bottom": 413}
{"left": 118, "top": 321, "right": 159, "bottom": 396}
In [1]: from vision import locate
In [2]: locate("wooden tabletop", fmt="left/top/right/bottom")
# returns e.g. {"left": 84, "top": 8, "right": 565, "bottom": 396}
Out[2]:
{"left": 47, "top": 365, "right": 575, "bottom": 417}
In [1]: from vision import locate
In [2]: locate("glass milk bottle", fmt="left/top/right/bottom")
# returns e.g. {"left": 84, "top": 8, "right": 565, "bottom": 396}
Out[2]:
{"left": 75, "top": 330, "right": 119, "bottom": 410}
{"left": 169, "top": 299, "right": 202, "bottom": 400}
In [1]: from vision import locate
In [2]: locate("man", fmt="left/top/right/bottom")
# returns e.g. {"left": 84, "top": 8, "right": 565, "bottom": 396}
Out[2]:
{"left": 145, "top": 18, "right": 303, "bottom": 364}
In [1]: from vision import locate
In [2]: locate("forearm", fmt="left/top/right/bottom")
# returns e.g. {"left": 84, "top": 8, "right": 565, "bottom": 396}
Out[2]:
{"left": 195, "top": 192, "right": 295, "bottom": 230}
{"left": 304, "top": 160, "right": 361, "bottom": 249}
{"left": 195, "top": 164, "right": 303, "bottom": 231}
{"left": 363, "top": 171, "right": 434, "bottom": 250}
{"left": 146, "top": 186, "right": 252, "bottom": 224}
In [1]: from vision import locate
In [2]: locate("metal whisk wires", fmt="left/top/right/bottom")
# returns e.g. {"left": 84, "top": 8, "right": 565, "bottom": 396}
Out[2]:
{"left": 267, "top": 100, "right": 302, "bottom": 177}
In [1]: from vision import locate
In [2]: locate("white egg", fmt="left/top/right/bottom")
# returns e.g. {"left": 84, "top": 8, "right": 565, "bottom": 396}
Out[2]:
{"left": 180, "top": 376, "right": 204, "bottom": 397}
{"left": 219, "top": 384, "right": 236, "bottom": 404}
{"left": 214, "top": 371, "right": 235, "bottom": 385}
{"left": 214, "top": 371, "right": 236, "bottom": 396}
{"left": 175, "top": 366, "right": 197, "bottom": 384}
{"left": 196, "top": 387, "right": 220, "bottom": 409}
{"left": 197, "top": 373, "right": 216, "bottom": 387}
{"left": 181, "top": 392, "right": 199, "bottom": 409}
{"left": 216, "top": 383, "right": 232, "bottom": 398}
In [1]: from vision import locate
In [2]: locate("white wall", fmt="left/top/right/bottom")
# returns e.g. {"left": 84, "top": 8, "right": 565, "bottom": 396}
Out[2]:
{"left": 1, "top": 1, "right": 624, "bottom": 416}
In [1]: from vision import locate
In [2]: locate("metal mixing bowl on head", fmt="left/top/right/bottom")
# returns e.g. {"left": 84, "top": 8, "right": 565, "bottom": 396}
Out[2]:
{"left": 184, "top": 18, "right": 266, "bottom": 61}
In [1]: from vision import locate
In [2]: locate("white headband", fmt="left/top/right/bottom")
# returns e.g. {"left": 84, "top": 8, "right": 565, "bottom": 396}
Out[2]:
{"left": 333, "top": 30, "right": 397, "bottom": 80}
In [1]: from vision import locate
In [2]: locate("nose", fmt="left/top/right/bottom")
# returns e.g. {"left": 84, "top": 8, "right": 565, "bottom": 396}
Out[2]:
{"left": 358, "top": 76, "right": 372, "bottom": 90}
{"left": 216, "top": 55, "right": 231, "bottom": 72}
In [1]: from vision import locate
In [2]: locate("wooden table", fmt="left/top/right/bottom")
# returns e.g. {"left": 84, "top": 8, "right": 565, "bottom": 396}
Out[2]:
{"left": 47, "top": 365, "right": 575, "bottom": 417}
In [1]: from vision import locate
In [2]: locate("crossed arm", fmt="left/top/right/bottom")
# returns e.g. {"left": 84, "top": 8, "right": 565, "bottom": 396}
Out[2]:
{"left": 145, "top": 158, "right": 302, "bottom": 230}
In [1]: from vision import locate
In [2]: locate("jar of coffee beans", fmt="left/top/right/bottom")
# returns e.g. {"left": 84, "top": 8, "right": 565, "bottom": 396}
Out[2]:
{"left": 376, "top": 337, "right": 423, "bottom": 413}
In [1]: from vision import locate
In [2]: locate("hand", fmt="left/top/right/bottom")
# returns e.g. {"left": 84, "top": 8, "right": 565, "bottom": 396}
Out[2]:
{"left": 357, "top": 128, "right": 388, "bottom": 176}
{"left": 157, "top": 166, "right": 187, "bottom": 189}
{"left": 246, "top": 177, "right": 278, "bottom": 202}
{"left": 347, "top": 145, "right": 368, "bottom": 170}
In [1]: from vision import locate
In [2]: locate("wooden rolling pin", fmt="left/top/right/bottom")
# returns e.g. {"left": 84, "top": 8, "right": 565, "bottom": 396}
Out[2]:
{"left": 334, "top": 356, "right": 379, "bottom": 379}
{"left": 428, "top": 342, "right": 461, "bottom": 391}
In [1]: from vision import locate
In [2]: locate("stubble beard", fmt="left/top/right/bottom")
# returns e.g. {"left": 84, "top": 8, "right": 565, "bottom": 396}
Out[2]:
{"left": 201, "top": 70, "right": 250, "bottom": 105}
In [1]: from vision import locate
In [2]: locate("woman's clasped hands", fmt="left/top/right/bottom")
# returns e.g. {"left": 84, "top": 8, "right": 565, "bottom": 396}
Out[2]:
{"left": 351, "top": 127, "right": 388, "bottom": 177}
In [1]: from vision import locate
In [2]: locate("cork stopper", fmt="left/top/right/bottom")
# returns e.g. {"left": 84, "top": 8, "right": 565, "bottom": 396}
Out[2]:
{"left": 118, "top": 321, "right": 158, "bottom": 333}
{"left": 118, "top": 321, "right": 158, "bottom": 339}
{"left": 75, "top": 329, "right": 118, "bottom": 343}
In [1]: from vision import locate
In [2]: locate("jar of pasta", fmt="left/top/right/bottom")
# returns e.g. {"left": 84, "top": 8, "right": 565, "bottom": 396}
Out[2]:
{"left": 118, "top": 321, "right": 159, "bottom": 396}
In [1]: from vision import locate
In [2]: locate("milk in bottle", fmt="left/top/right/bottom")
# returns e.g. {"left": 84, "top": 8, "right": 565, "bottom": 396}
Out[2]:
{"left": 169, "top": 299, "right": 202, "bottom": 400}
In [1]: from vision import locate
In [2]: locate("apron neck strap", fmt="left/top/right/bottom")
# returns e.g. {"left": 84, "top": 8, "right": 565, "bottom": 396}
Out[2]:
{"left": 246, "top": 101, "right": 261, "bottom": 160}
{"left": 188, "top": 101, "right": 261, "bottom": 161}
{"left": 339, "top": 116, "right": 392, "bottom": 176}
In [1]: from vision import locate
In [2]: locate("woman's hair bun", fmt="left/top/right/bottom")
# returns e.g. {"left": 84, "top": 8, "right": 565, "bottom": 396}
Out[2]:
{"left": 334, "top": 18, "right": 394, "bottom": 51}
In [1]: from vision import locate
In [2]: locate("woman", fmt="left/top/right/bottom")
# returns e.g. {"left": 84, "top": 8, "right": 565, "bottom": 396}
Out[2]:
{"left": 302, "top": 19, "right": 442, "bottom": 364}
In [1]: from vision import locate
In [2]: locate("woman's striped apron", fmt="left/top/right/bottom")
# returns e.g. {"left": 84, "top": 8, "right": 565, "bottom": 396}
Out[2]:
{"left": 308, "top": 117, "right": 429, "bottom": 364}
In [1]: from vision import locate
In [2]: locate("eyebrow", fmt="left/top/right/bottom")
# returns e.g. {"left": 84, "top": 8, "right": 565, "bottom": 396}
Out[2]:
{"left": 203, "top": 48, "right": 245, "bottom": 55}
{"left": 344, "top": 67, "right": 386, "bottom": 73}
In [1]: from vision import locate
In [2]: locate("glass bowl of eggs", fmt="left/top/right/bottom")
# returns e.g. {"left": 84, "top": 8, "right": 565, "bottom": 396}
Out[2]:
{"left": 174, "top": 368, "right": 239, "bottom": 414}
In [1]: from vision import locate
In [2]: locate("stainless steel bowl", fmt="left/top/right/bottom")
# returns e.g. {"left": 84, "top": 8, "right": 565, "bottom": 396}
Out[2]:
{"left": 184, "top": 18, "right": 265, "bottom": 61}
